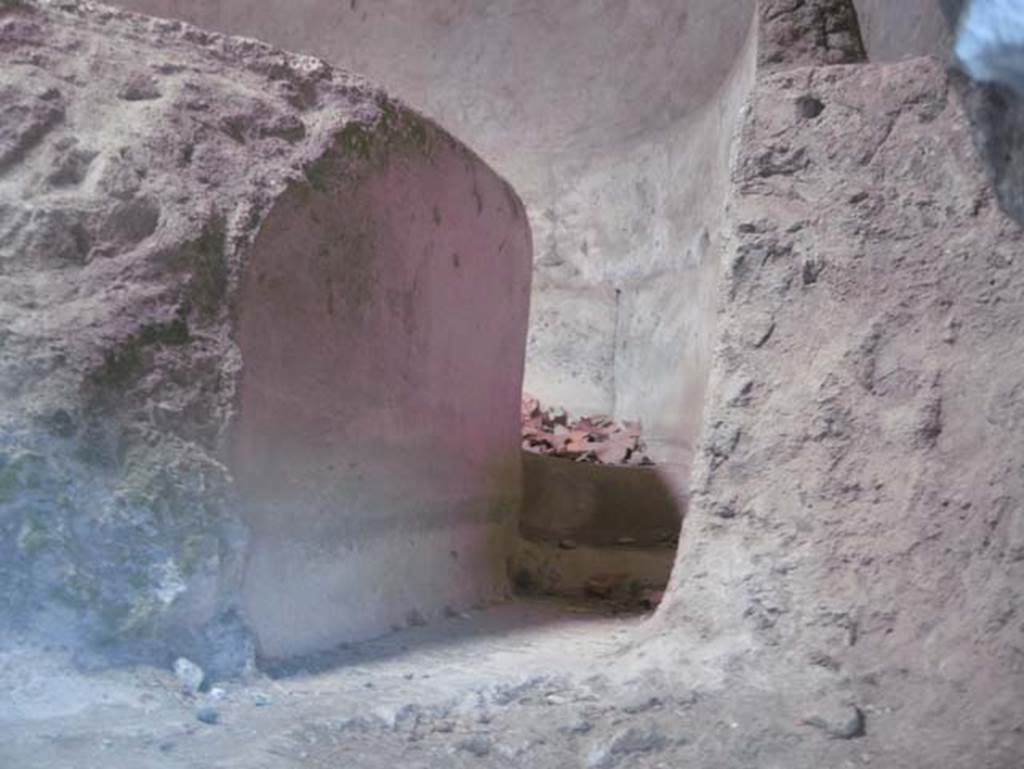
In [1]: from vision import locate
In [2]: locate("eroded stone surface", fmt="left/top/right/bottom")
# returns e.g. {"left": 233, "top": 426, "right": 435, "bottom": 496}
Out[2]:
{"left": 656, "top": 56, "right": 1024, "bottom": 766}
{"left": 0, "top": 0, "right": 530, "bottom": 670}
{"left": 759, "top": 0, "right": 867, "bottom": 69}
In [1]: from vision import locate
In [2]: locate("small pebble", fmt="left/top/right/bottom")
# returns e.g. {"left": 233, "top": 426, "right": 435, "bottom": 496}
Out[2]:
{"left": 457, "top": 734, "right": 493, "bottom": 757}
{"left": 621, "top": 695, "right": 662, "bottom": 715}
{"left": 195, "top": 706, "right": 220, "bottom": 725}
{"left": 561, "top": 717, "right": 593, "bottom": 735}
{"left": 803, "top": 704, "right": 866, "bottom": 740}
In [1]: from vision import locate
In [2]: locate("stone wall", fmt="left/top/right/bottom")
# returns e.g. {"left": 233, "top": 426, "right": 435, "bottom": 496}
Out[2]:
{"left": 653, "top": 48, "right": 1024, "bottom": 768}
{"left": 110, "top": 0, "right": 759, "bottom": 482}
{"left": 0, "top": 0, "right": 530, "bottom": 667}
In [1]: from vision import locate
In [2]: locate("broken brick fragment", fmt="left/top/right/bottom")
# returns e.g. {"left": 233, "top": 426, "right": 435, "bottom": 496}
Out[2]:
{"left": 521, "top": 396, "right": 655, "bottom": 466}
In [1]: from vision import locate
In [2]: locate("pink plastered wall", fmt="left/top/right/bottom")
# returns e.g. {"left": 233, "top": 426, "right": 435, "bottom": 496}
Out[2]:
{"left": 230, "top": 124, "right": 532, "bottom": 658}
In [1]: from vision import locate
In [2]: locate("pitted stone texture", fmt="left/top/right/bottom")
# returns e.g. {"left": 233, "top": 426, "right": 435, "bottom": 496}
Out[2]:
{"left": 853, "top": 0, "right": 1024, "bottom": 230}
{"left": 656, "top": 57, "right": 1024, "bottom": 767}
{"left": 0, "top": 0, "right": 530, "bottom": 669}
{"left": 759, "top": 0, "right": 867, "bottom": 69}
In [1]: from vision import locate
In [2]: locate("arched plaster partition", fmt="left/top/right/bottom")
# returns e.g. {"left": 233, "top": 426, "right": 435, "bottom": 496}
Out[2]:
{"left": 231, "top": 120, "right": 532, "bottom": 658}
{"left": 111, "top": 0, "right": 758, "bottom": 490}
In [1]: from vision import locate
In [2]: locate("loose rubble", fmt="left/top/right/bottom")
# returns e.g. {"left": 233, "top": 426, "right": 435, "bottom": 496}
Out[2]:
{"left": 577, "top": 574, "right": 664, "bottom": 612}
{"left": 521, "top": 395, "right": 654, "bottom": 465}
{"left": 173, "top": 658, "right": 205, "bottom": 696}
{"left": 583, "top": 573, "right": 629, "bottom": 599}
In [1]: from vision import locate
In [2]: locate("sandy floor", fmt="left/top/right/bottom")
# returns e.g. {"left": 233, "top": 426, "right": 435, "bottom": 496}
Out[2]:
{"left": 0, "top": 598, "right": 695, "bottom": 769}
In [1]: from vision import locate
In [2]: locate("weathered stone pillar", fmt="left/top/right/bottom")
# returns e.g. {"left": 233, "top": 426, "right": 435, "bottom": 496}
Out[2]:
{"left": 654, "top": 3, "right": 1023, "bottom": 762}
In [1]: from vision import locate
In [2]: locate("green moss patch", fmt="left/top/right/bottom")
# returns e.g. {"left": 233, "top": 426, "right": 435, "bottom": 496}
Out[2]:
{"left": 304, "top": 101, "right": 437, "bottom": 192}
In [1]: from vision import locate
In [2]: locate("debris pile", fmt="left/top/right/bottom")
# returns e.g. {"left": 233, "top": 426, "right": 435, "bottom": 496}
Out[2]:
{"left": 583, "top": 573, "right": 665, "bottom": 611}
{"left": 521, "top": 395, "right": 655, "bottom": 466}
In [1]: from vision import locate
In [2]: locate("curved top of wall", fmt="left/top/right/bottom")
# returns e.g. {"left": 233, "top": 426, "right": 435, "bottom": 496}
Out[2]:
{"left": 112, "top": 0, "right": 755, "bottom": 170}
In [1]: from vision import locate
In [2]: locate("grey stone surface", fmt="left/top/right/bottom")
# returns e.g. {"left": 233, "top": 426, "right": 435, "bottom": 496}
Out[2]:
{"left": 194, "top": 705, "right": 219, "bottom": 725}
{"left": 455, "top": 734, "right": 492, "bottom": 757}
{"left": 585, "top": 726, "right": 668, "bottom": 769}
